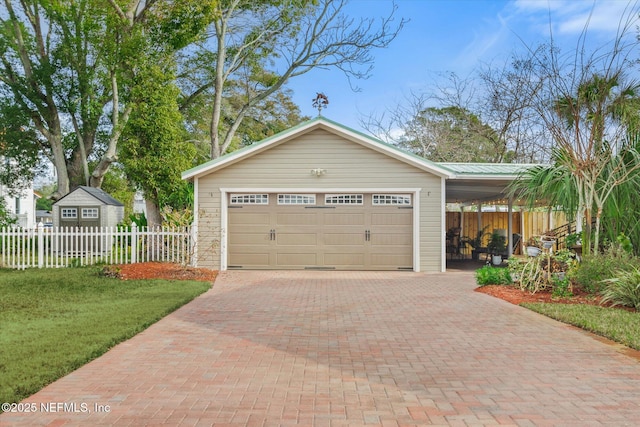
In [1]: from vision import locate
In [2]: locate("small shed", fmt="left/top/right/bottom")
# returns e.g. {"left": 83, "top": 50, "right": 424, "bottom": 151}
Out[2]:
{"left": 53, "top": 186, "right": 124, "bottom": 228}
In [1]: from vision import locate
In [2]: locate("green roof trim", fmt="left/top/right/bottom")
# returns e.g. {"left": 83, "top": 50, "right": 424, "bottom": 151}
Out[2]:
{"left": 436, "top": 162, "right": 543, "bottom": 176}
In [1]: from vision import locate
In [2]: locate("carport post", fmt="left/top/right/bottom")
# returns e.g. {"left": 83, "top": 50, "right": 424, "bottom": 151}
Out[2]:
{"left": 507, "top": 198, "right": 513, "bottom": 256}
{"left": 476, "top": 202, "right": 482, "bottom": 238}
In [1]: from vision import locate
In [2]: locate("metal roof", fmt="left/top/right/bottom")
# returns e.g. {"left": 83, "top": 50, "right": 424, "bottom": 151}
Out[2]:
{"left": 437, "top": 162, "right": 542, "bottom": 177}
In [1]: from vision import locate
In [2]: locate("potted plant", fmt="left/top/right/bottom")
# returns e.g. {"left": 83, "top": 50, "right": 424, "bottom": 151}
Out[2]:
{"left": 565, "top": 232, "right": 582, "bottom": 259}
{"left": 525, "top": 236, "right": 542, "bottom": 257}
{"left": 540, "top": 230, "right": 556, "bottom": 250}
{"left": 487, "top": 232, "right": 506, "bottom": 266}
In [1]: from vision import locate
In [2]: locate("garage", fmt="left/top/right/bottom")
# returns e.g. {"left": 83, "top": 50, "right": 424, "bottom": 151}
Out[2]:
{"left": 183, "top": 117, "right": 451, "bottom": 272}
{"left": 227, "top": 193, "right": 413, "bottom": 270}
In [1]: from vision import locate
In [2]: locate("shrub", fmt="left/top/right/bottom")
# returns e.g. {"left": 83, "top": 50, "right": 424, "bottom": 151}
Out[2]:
{"left": 600, "top": 266, "right": 640, "bottom": 310}
{"left": 515, "top": 256, "right": 548, "bottom": 293}
{"left": 475, "top": 265, "right": 512, "bottom": 286}
{"left": 551, "top": 275, "right": 573, "bottom": 298}
{"left": 569, "top": 247, "right": 636, "bottom": 294}
{"left": 509, "top": 250, "right": 577, "bottom": 294}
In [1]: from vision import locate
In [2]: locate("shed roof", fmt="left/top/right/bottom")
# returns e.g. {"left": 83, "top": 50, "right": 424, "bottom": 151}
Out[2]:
{"left": 182, "top": 117, "right": 455, "bottom": 180}
{"left": 54, "top": 186, "right": 124, "bottom": 206}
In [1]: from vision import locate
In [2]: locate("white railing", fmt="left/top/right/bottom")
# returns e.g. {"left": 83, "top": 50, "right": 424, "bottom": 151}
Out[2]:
{"left": 0, "top": 223, "right": 194, "bottom": 270}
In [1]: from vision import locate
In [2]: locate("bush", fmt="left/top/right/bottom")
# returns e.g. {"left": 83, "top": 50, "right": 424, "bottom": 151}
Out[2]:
{"left": 601, "top": 266, "right": 640, "bottom": 310}
{"left": 551, "top": 275, "right": 573, "bottom": 298}
{"left": 569, "top": 246, "right": 637, "bottom": 294}
{"left": 475, "top": 265, "right": 512, "bottom": 286}
{"left": 508, "top": 250, "right": 577, "bottom": 294}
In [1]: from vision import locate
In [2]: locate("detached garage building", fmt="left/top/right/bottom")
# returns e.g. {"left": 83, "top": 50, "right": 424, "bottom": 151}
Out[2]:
{"left": 183, "top": 117, "right": 457, "bottom": 272}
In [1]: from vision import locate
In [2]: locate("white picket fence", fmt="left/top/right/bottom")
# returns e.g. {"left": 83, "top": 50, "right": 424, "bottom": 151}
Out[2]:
{"left": 0, "top": 224, "right": 194, "bottom": 269}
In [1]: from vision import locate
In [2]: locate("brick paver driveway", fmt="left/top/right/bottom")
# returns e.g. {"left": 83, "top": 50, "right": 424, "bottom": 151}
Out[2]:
{"left": 3, "top": 270, "right": 640, "bottom": 426}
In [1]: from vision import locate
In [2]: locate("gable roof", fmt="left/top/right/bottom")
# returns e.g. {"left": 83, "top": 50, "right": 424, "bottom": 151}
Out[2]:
{"left": 182, "top": 117, "right": 455, "bottom": 180}
{"left": 54, "top": 186, "right": 124, "bottom": 206}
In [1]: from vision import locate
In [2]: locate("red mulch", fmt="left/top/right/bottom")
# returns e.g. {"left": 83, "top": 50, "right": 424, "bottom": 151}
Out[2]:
{"left": 107, "top": 262, "right": 218, "bottom": 282}
{"left": 476, "top": 285, "right": 637, "bottom": 312}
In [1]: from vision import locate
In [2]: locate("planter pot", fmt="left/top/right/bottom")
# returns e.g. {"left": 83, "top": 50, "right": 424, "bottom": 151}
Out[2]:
{"left": 526, "top": 246, "right": 541, "bottom": 257}
{"left": 541, "top": 239, "right": 555, "bottom": 250}
{"left": 491, "top": 255, "right": 503, "bottom": 266}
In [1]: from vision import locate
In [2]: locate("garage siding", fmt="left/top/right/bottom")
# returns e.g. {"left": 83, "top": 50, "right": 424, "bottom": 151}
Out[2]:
{"left": 195, "top": 128, "right": 443, "bottom": 271}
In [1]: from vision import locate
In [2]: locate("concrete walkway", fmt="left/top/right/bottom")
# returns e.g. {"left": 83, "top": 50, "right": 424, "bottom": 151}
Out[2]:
{"left": 2, "top": 270, "right": 640, "bottom": 426}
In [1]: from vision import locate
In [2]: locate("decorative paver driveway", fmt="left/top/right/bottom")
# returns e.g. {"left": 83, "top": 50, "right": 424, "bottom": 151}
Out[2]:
{"left": 3, "top": 270, "right": 640, "bottom": 426}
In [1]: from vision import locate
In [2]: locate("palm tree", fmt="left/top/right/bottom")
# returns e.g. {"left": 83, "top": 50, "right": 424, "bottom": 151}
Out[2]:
{"left": 542, "top": 72, "right": 640, "bottom": 254}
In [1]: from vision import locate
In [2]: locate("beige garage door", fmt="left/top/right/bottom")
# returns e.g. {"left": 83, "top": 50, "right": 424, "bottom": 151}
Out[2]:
{"left": 227, "top": 193, "right": 413, "bottom": 270}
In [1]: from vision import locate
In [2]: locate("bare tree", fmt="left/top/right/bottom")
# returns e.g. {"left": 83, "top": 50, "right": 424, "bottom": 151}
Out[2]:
{"left": 362, "top": 62, "right": 548, "bottom": 164}
{"left": 179, "top": 0, "right": 405, "bottom": 159}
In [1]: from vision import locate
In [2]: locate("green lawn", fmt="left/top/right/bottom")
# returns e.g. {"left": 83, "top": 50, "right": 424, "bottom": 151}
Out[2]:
{"left": 0, "top": 267, "right": 211, "bottom": 404}
{"left": 522, "top": 303, "right": 640, "bottom": 350}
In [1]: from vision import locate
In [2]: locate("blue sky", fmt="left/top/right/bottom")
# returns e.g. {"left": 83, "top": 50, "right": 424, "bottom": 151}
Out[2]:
{"left": 286, "top": 0, "right": 640, "bottom": 132}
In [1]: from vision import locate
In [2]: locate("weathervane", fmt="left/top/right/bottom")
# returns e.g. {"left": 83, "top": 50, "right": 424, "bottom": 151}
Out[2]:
{"left": 312, "top": 92, "right": 329, "bottom": 116}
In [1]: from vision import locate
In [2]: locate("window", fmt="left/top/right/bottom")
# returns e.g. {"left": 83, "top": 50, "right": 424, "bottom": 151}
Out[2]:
{"left": 230, "top": 194, "right": 269, "bottom": 205}
{"left": 372, "top": 194, "right": 412, "bottom": 206}
{"left": 278, "top": 194, "right": 316, "bottom": 205}
{"left": 61, "top": 208, "right": 77, "bottom": 219}
{"left": 82, "top": 208, "right": 99, "bottom": 219}
{"left": 324, "top": 194, "right": 363, "bottom": 205}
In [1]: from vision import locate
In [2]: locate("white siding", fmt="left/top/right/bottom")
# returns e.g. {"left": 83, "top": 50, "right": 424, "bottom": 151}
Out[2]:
{"left": 195, "top": 129, "right": 444, "bottom": 271}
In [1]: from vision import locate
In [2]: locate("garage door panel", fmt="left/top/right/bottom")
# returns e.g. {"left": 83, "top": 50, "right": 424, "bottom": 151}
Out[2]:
{"left": 230, "top": 212, "right": 270, "bottom": 225}
{"left": 370, "top": 253, "right": 412, "bottom": 268}
{"left": 276, "top": 252, "right": 317, "bottom": 267}
{"left": 229, "top": 233, "right": 270, "bottom": 245}
{"left": 276, "top": 232, "right": 318, "bottom": 245}
{"left": 323, "top": 212, "right": 365, "bottom": 226}
{"left": 276, "top": 212, "right": 317, "bottom": 225}
{"left": 323, "top": 232, "right": 365, "bottom": 245}
{"left": 371, "top": 211, "right": 412, "bottom": 225}
{"left": 228, "top": 252, "right": 271, "bottom": 267}
{"left": 324, "top": 253, "right": 365, "bottom": 266}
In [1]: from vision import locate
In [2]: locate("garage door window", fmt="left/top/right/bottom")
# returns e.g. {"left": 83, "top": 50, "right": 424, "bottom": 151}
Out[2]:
{"left": 61, "top": 208, "right": 77, "bottom": 219}
{"left": 278, "top": 194, "right": 316, "bottom": 205}
{"left": 325, "top": 194, "right": 363, "bottom": 205}
{"left": 372, "top": 194, "right": 412, "bottom": 206}
{"left": 230, "top": 194, "right": 269, "bottom": 204}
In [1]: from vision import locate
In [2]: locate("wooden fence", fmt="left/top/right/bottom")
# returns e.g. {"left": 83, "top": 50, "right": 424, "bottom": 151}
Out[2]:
{"left": 0, "top": 224, "right": 193, "bottom": 270}
{"left": 446, "top": 210, "right": 568, "bottom": 252}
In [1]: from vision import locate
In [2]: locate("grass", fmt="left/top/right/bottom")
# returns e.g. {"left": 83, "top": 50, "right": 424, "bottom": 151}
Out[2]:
{"left": 0, "top": 267, "right": 211, "bottom": 404}
{"left": 522, "top": 303, "right": 640, "bottom": 350}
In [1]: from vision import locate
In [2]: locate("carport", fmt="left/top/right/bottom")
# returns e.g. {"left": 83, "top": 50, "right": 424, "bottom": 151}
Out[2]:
{"left": 440, "top": 163, "right": 539, "bottom": 257}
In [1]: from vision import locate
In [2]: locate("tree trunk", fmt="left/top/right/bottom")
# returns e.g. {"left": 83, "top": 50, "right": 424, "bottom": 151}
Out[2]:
{"left": 50, "top": 135, "right": 70, "bottom": 200}
{"left": 145, "top": 198, "right": 163, "bottom": 228}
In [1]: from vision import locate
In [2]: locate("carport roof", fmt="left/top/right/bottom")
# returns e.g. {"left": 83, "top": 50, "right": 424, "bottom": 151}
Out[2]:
{"left": 437, "top": 162, "right": 539, "bottom": 177}
{"left": 439, "top": 163, "right": 544, "bottom": 205}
